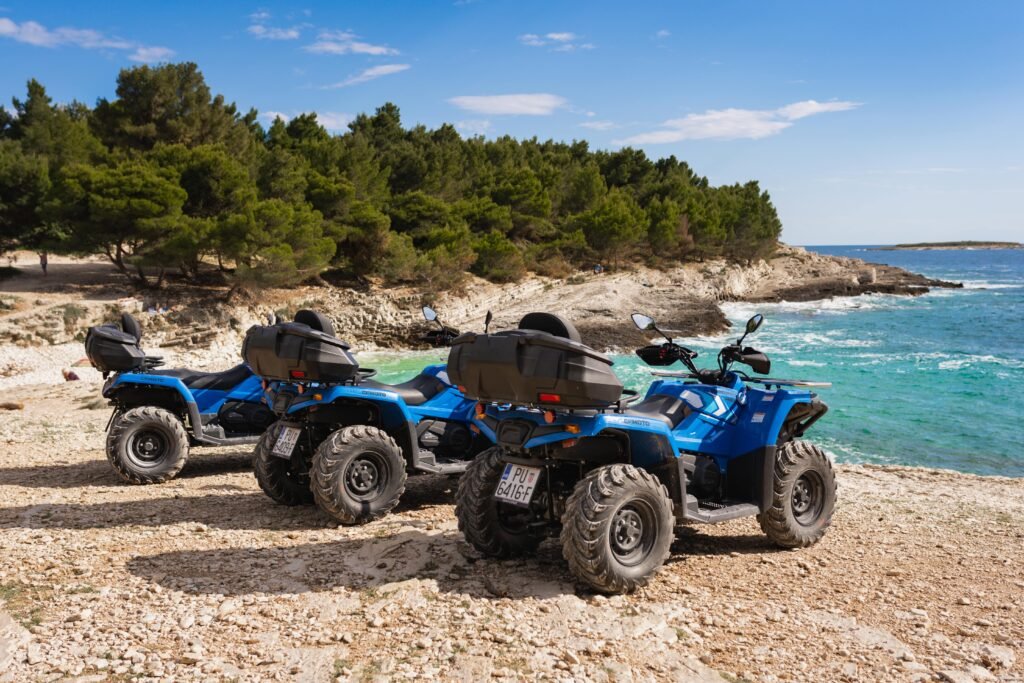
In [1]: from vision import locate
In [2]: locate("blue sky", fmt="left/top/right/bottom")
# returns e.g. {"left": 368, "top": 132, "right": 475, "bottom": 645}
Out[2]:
{"left": 1, "top": 1, "right": 1022, "bottom": 245}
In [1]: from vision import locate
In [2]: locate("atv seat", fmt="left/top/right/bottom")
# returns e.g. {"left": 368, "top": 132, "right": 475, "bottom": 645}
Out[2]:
{"left": 152, "top": 363, "right": 252, "bottom": 392}
{"left": 626, "top": 394, "right": 690, "bottom": 429}
{"left": 362, "top": 373, "right": 445, "bottom": 406}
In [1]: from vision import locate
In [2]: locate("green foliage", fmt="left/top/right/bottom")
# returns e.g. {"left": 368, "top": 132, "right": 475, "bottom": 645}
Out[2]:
{"left": 575, "top": 188, "right": 647, "bottom": 265}
{"left": 471, "top": 230, "right": 526, "bottom": 282}
{"left": 0, "top": 63, "right": 783, "bottom": 287}
{"left": 231, "top": 200, "right": 335, "bottom": 287}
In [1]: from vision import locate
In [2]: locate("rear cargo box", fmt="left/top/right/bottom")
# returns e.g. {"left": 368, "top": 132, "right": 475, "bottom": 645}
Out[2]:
{"left": 242, "top": 322, "right": 359, "bottom": 383}
{"left": 85, "top": 325, "right": 147, "bottom": 374}
{"left": 447, "top": 330, "right": 622, "bottom": 408}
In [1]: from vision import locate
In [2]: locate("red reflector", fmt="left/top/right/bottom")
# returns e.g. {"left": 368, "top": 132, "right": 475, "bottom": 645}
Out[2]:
{"left": 543, "top": 410, "right": 555, "bottom": 424}
{"left": 290, "top": 370, "right": 306, "bottom": 379}
{"left": 562, "top": 439, "right": 577, "bottom": 448}
{"left": 538, "top": 393, "right": 561, "bottom": 403}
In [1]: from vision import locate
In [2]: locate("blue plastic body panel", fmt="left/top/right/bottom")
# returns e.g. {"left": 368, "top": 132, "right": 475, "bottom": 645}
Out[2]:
{"left": 104, "top": 369, "right": 264, "bottom": 443}
{"left": 267, "top": 364, "right": 492, "bottom": 470}
{"left": 474, "top": 371, "right": 819, "bottom": 474}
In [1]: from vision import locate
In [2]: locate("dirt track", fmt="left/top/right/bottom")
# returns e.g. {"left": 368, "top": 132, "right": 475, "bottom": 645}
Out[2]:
{"left": 1, "top": 380, "right": 1022, "bottom": 682}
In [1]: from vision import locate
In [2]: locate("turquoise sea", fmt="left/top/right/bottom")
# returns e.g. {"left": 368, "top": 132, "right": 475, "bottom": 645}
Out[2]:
{"left": 365, "top": 246, "right": 1024, "bottom": 477}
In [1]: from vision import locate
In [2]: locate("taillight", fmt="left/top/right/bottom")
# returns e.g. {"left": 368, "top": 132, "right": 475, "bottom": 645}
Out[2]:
{"left": 290, "top": 370, "right": 305, "bottom": 379}
{"left": 538, "top": 393, "right": 561, "bottom": 403}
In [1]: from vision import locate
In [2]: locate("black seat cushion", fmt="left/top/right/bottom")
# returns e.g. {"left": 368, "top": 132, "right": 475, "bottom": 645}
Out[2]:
{"left": 362, "top": 373, "right": 445, "bottom": 406}
{"left": 294, "top": 310, "right": 335, "bottom": 337}
{"left": 518, "top": 312, "right": 582, "bottom": 343}
{"left": 626, "top": 394, "right": 690, "bottom": 429}
{"left": 152, "top": 363, "right": 252, "bottom": 391}
{"left": 120, "top": 313, "right": 142, "bottom": 343}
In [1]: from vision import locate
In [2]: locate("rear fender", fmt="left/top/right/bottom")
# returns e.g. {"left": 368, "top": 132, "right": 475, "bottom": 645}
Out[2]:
{"left": 105, "top": 379, "right": 197, "bottom": 438}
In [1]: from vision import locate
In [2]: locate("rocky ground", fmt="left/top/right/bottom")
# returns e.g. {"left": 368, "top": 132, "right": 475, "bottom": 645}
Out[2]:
{"left": 0, "top": 381, "right": 1022, "bottom": 682}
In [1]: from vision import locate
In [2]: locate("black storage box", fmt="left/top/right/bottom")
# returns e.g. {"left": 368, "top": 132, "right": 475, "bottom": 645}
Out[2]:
{"left": 242, "top": 322, "right": 359, "bottom": 383}
{"left": 84, "top": 325, "right": 147, "bottom": 374}
{"left": 447, "top": 330, "right": 623, "bottom": 408}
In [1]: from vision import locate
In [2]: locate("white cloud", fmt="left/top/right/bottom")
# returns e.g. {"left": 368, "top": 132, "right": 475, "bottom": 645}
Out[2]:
{"left": 247, "top": 24, "right": 300, "bottom": 40}
{"left": 129, "top": 46, "right": 175, "bottom": 62}
{"left": 249, "top": 10, "right": 271, "bottom": 21}
{"left": 775, "top": 99, "right": 859, "bottom": 120}
{"left": 519, "top": 31, "right": 593, "bottom": 51}
{"left": 305, "top": 29, "right": 398, "bottom": 55}
{"left": 322, "top": 63, "right": 410, "bottom": 88}
{"left": 258, "top": 110, "right": 352, "bottom": 132}
{"left": 615, "top": 99, "right": 861, "bottom": 144}
{"left": 0, "top": 16, "right": 172, "bottom": 60}
{"left": 449, "top": 93, "right": 568, "bottom": 116}
{"left": 456, "top": 119, "right": 491, "bottom": 135}
{"left": 580, "top": 120, "right": 616, "bottom": 131}
{"left": 655, "top": 29, "right": 671, "bottom": 38}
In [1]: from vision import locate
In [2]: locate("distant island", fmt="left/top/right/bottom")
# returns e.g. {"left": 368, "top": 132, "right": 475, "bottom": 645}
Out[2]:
{"left": 872, "top": 241, "right": 1022, "bottom": 251}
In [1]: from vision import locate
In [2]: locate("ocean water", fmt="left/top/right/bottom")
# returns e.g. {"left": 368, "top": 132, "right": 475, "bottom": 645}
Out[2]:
{"left": 364, "top": 246, "right": 1024, "bottom": 477}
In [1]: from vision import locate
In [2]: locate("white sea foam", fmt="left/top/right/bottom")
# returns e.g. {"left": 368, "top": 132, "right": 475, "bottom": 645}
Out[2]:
{"left": 959, "top": 280, "right": 1021, "bottom": 290}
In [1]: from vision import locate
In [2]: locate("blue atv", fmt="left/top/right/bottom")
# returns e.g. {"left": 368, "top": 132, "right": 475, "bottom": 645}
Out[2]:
{"left": 84, "top": 313, "right": 274, "bottom": 484}
{"left": 242, "top": 307, "right": 494, "bottom": 524}
{"left": 448, "top": 311, "right": 836, "bottom": 593}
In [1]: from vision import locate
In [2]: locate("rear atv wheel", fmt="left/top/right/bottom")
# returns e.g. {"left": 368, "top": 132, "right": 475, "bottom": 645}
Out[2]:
{"left": 455, "top": 447, "right": 545, "bottom": 557}
{"left": 311, "top": 425, "right": 407, "bottom": 525}
{"left": 560, "top": 464, "right": 674, "bottom": 594}
{"left": 757, "top": 440, "right": 837, "bottom": 548}
{"left": 253, "top": 421, "right": 315, "bottom": 506}
{"left": 106, "top": 406, "right": 189, "bottom": 484}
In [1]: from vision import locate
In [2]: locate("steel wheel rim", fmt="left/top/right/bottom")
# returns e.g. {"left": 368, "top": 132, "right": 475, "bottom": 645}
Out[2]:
{"left": 792, "top": 470, "right": 825, "bottom": 526}
{"left": 610, "top": 501, "right": 657, "bottom": 566}
{"left": 128, "top": 429, "right": 167, "bottom": 467}
{"left": 344, "top": 453, "right": 388, "bottom": 500}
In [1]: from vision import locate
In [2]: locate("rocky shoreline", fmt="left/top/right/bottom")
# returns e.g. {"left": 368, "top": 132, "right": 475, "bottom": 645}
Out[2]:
{"left": 0, "top": 245, "right": 963, "bottom": 376}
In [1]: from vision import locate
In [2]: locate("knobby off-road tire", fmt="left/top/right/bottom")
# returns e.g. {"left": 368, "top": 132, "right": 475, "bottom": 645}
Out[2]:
{"left": 757, "top": 440, "right": 837, "bottom": 548}
{"left": 106, "top": 406, "right": 189, "bottom": 484}
{"left": 311, "top": 425, "right": 407, "bottom": 525}
{"left": 455, "top": 447, "right": 545, "bottom": 557}
{"left": 560, "top": 464, "right": 674, "bottom": 594}
{"left": 253, "top": 421, "right": 315, "bottom": 506}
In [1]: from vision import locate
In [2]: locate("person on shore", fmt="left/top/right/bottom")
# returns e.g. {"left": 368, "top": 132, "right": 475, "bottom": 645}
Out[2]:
{"left": 39, "top": 252, "right": 47, "bottom": 276}
{"left": 62, "top": 369, "right": 80, "bottom": 381}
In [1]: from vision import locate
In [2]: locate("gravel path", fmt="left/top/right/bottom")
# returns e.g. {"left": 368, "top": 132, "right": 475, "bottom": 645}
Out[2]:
{"left": 1, "top": 381, "right": 1021, "bottom": 682}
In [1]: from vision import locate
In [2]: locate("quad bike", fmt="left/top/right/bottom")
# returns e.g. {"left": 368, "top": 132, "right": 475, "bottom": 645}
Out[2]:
{"left": 242, "top": 307, "right": 495, "bottom": 524}
{"left": 449, "top": 311, "right": 836, "bottom": 593}
{"left": 84, "top": 313, "right": 274, "bottom": 484}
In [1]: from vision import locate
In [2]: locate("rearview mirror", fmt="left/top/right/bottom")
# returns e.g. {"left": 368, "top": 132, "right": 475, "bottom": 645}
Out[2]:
{"left": 631, "top": 313, "right": 656, "bottom": 331}
{"left": 422, "top": 306, "right": 437, "bottom": 322}
{"left": 745, "top": 314, "right": 764, "bottom": 335}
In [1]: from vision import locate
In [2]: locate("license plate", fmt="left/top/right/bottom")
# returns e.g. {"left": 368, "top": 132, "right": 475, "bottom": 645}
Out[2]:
{"left": 494, "top": 464, "right": 542, "bottom": 508}
{"left": 271, "top": 426, "right": 301, "bottom": 459}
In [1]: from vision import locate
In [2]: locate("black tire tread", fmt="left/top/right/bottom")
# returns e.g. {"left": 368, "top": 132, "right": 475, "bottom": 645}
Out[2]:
{"left": 106, "top": 406, "right": 189, "bottom": 485}
{"left": 757, "top": 440, "right": 837, "bottom": 548}
{"left": 455, "top": 447, "right": 543, "bottom": 557}
{"left": 253, "top": 421, "right": 315, "bottom": 506}
{"left": 310, "top": 424, "right": 407, "bottom": 525}
{"left": 559, "top": 464, "right": 673, "bottom": 594}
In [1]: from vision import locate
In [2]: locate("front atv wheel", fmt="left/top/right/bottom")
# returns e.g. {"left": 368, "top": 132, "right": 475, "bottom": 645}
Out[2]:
{"left": 253, "top": 421, "right": 315, "bottom": 506}
{"left": 560, "top": 464, "right": 674, "bottom": 594}
{"left": 311, "top": 425, "right": 407, "bottom": 525}
{"left": 455, "top": 447, "right": 545, "bottom": 557}
{"left": 106, "top": 406, "right": 190, "bottom": 484}
{"left": 757, "top": 440, "right": 837, "bottom": 548}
